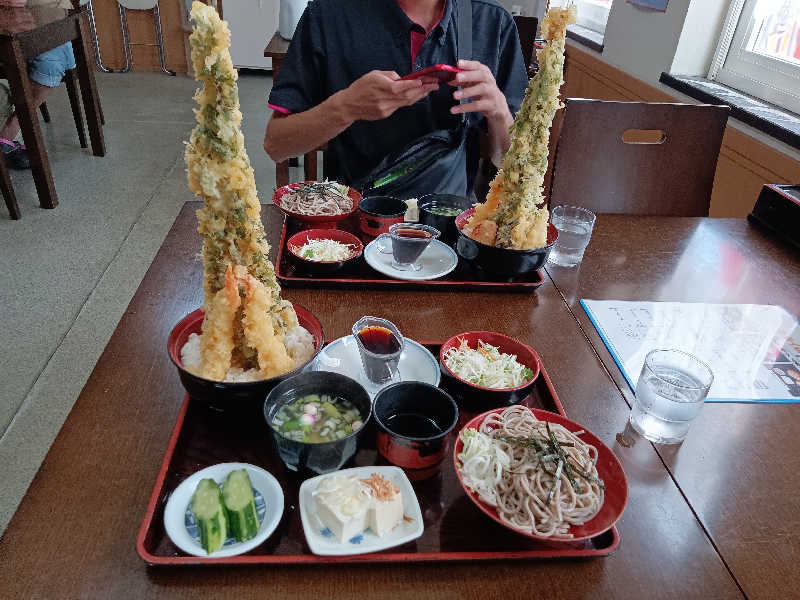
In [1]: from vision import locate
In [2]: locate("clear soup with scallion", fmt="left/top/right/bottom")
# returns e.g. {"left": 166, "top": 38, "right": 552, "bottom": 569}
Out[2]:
{"left": 426, "top": 206, "right": 463, "bottom": 217}
{"left": 272, "top": 394, "right": 363, "bottom": 443}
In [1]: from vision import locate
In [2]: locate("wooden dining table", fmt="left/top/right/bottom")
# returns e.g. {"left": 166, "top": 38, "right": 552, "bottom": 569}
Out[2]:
{"left": 0, "top": 2, "right": 104, "bottom": 212}
{"left": 0, "top": 204, "right": 796, "bottom": 599}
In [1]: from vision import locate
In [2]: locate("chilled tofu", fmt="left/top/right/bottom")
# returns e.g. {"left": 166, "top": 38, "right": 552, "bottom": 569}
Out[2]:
{"left": 362, "top": 474, "right": 403, "bottom": 537}
{"left": 315, "top": 475, "right": 371, "bottom": 542}
{"left": 314, "top": 472, "right": 404, "bottom": 542}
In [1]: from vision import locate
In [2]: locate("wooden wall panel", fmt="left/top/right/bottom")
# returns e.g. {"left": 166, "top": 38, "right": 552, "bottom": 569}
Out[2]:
{"left": 92, "top": 0, "right": 187, "bottom": 73}
{"left": 562, "top": 44, "right": 800, "bottom": 217}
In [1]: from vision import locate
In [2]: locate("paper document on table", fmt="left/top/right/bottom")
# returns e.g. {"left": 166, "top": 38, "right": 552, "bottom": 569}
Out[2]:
{"left": 580, "top": 300, "right": 800, "bottom": 403}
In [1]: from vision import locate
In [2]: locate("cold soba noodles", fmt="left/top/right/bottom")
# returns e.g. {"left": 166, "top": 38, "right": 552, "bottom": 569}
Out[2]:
{"left": 457, "top": 406, "right": 604, "bottom": 538}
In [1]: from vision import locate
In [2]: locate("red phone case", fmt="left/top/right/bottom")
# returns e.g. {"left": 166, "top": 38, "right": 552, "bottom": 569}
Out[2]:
{"left": 400, "top": 64, "right": 462, "bottom": 82}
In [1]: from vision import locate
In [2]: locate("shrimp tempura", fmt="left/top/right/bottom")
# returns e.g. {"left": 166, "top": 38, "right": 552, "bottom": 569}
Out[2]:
{"left": 185, "top": 1, "right": 294, "bottom": 380}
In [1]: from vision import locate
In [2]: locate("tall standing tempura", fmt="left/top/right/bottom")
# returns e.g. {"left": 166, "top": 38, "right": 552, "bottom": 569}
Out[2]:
{"left": 465, "top": 5, "right": 577, "bottom": 249}
{"left": 183, "top": 1, "right": 311, "bottom": 381}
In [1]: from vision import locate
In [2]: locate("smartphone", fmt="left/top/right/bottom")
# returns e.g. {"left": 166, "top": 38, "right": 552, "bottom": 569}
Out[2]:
{"left": 400, "top": 64, "right": 463, "bottom": 83}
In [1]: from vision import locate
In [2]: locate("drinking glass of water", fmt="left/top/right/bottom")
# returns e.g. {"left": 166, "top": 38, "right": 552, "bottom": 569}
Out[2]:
{"left": 548, "top": 205, "right": 596, "bottom": 267}
{"left": 630, "top": 349, "right": 714, "bottom": 444}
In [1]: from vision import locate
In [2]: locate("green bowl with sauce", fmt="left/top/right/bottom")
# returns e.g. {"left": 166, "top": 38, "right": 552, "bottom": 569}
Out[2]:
{"left": 418, "top": 194, "right": 473, "bottom": 245}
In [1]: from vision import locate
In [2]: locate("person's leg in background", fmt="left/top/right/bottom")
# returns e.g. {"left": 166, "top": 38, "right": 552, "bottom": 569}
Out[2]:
{"left": 0, "top": 42, "right": 76, "bottom": 169}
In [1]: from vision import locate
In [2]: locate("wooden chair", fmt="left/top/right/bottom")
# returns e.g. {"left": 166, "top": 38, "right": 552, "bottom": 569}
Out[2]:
{"left": 275, "top": 144, "right": 330, "bottom": 188}
{"left": 1, "top": 151, "right": 19, "bottom": 219}
{"left": 549, "top": 99, "right": 730, "bottom": 217}
{"left": 38, "top": 68, "right": 88, "bottom": 148}
{"left": 513, "top": 15, "right": 538, "bottom": 73}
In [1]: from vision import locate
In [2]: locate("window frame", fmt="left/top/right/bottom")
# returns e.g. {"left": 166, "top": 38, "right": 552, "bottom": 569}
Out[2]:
{"left": 709, "top": 0, "right": 800, "bottom": 114}
{"left": 568, "top": 0, "right": 613, "bottom": 36}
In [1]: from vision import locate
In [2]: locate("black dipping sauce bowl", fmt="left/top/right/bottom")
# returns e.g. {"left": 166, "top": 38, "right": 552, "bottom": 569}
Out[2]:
{"left": 373, "top": 382, "right": 458, "bottom": 480}
{"left": 359, "top": 196, "right": 408, "bottom": 237}
{"left": 418, "top": 194, "right": 473, "bottom": 245}
{"left": 263, "top": 371, "right": 372, "bottom": 475}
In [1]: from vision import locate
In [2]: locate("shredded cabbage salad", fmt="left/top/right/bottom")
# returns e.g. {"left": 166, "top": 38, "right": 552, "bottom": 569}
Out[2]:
{"left": 291, "top": 238, "right": 355, "bottom": 262}
{"left": 457, "top": 429, "right": 510, "bottom": 506}
{"left": 444, "top": 339, "right": 534, "bottom": 389}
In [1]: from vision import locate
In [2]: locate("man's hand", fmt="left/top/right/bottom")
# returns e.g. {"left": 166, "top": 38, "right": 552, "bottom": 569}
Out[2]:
{"left": 338, "top": 70, "right": 439, "bottom": 122}
{"left": 449, "top": 59, "right": 515, "bottom": 165}
{"left": 449, "top": 59, "right": 511, "bottom": 121}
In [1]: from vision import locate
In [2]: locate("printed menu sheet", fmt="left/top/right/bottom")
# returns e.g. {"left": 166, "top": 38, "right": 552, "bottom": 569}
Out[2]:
{"left": 580, "top": 300, "right": 800, "bottom": 403}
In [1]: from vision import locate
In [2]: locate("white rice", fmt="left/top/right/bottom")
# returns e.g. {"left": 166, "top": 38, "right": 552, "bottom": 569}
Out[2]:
{"left": 181, "top": 325, "right": 315, "bottom": 382}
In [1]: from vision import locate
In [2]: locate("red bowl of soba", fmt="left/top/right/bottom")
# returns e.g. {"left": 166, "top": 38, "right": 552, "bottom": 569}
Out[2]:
{"left": 273, "top": 180, "right": 362, "bottom": 229}
{"left": 453, "top": 406, "right": 628, "bottom": 542}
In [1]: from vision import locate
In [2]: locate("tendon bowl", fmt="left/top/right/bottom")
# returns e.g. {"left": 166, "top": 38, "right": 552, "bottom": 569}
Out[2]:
{"left": 168, "top": 305, "right": 324, "bottom": 412}
{"left": 455, "top": 208, "right": 558, "bottom": 277}
{"left": 272, "top": 180, "right": 362, "bottom": 229}
{"left": 263, "top": 371, "right": 372, "bottom": 475}
{"left": 286, "top": 228, "right": 364, "bottom": 274}
{"left": 439, "top": 331, "right": 541, "bottom": 409}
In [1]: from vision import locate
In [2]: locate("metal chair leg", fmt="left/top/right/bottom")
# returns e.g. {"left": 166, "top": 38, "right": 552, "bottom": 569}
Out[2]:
{"left": 153, "top": 2, "right": 176, "bottom": 76}
{"left": 86, "top": 0, "right": 115, "bottom": 73}
{"left": 114, "top": 4, "right": 134, "bottom": 73}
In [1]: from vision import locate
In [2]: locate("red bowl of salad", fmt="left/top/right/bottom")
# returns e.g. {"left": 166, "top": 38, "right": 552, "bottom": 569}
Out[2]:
{"left": 286, "top": 228, "right": 364, "bottom": 274}
{"left": 439, "top": 331, "right": 541, "bottom": 409}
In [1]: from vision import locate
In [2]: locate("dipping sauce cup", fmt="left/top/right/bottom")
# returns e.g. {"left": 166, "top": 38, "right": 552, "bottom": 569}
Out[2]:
{"left": 388, "top": 223, "right": 440, "bottom": 271}
{"left": 352, "top": 316, "right": 404, "bottom": 385}
{"left": 373, "top": 382, "right": 459, "bottom": 480}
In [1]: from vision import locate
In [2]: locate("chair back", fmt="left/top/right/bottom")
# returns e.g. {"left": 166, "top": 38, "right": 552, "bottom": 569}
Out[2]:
{"left": 513, "top": 15, "right": 538, "bottom": 71}
{"left": 549, "top": 99, "right": 729, "bottom": 217}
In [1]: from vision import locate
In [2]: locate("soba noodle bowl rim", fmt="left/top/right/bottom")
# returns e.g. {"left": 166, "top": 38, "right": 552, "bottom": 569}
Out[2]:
{"left": 452, "top": 406, "right": 628, "bottom": 541}
{"left": 273, "top": 180, "right": 361, "bottom": 221}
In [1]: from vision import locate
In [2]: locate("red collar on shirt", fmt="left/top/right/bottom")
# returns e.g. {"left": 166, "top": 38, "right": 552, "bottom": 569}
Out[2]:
{"left": 406, "top": 1, "right": 446, "bottom": 67}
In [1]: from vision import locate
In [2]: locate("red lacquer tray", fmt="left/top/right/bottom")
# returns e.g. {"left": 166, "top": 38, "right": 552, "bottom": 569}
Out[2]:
{"left": 275, "top": 215, "right": 545, "bottom": 292}
{"left": 137, "top": 344, "right": 620, "bottom": 565}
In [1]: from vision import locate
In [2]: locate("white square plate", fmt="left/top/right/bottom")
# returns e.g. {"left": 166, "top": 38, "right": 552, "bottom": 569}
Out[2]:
{"left": 299, "top": 466, "right": 423, "bottom": 556}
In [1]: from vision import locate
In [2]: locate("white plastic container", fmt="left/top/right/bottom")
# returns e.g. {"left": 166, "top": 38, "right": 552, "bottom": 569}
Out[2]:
{"left": 279, "top": 0, "right": 309, "bottom": 40}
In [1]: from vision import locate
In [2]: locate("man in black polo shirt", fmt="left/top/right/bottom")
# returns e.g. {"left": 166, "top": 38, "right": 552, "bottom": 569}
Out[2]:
{"left": 264, "top": 0, "right": 528, "bottom": 198}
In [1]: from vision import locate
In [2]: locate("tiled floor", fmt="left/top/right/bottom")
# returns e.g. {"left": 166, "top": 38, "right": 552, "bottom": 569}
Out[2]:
{"left": 0, "top": 69, "right": 277, "bottom": 534}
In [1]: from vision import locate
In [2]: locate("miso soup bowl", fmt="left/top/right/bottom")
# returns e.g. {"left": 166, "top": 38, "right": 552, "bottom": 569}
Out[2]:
{"left": 373, "top": 382, "right": 458, "bottom": 480}
{"left": 455, "top": 208, "right": 559, "bottom": 277}
{"left": 263, "top": 371, "right": 372, "bottom": 475}
{"left": 418, "top": 194, "right": 472, "bottom": 245}
{"left": 168, "top": 305, "right": 324, "bottom": 413}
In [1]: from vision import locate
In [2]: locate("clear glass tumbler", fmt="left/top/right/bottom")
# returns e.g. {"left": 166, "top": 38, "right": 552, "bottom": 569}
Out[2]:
{"left": 630, "top": 349, "right": 714, "bottom": 444}
{"left": 352, "top": 316, "right": 404, "bottom": 385}
{"left": 547, "top": 205, "right": 596, "bottom": 267}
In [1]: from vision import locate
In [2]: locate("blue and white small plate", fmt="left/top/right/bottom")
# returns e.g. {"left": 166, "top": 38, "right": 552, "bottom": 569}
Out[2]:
{"left": 163, "top": 462, "right": 284, "bottom": 558}
{"left": 299, "top": 466, "right": 423, "bottom": 556}
{"left": 309, "top": 335, "right": 440, "bottom": 399}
